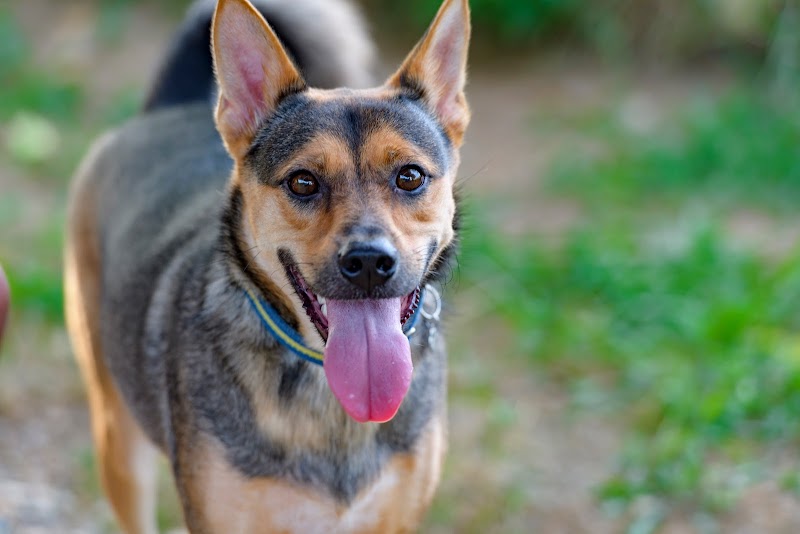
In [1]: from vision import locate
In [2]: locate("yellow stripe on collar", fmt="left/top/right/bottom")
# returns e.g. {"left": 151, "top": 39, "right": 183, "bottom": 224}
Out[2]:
{"left": 244, "top": 287, "right": 324, "bottom": 365}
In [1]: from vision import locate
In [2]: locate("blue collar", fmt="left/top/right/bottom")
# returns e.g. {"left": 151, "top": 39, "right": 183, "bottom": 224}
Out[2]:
{"left": 243, "top": 286, "right": 429, "bottom": 366}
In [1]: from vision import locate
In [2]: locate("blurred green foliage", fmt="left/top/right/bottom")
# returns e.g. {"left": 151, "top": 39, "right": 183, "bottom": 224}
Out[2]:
{"left": 0, "top": 8, "right": 82, "bottom": 123}
{"left": 4, "top": 260, "right": 64, "bottom": 324}
{"left": 390, "top": 0, "right": 581, "bottom": 44}
{"left": 465, "top": 224, "right": 800, "bottom": 509}
{"left": 0, "top": 5, "right": 142, "bottom": 325}
{"left": 459, "top": 85, "right": 800, "bottom": 527}
{"left": 550, "top": 90, "right": 800, "bottom": 211}
{"left": 371, "top": 0, "right": 782, "bottom": 59}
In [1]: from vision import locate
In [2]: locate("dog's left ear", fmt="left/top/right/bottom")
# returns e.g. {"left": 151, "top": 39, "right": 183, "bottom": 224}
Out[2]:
{"left": 212, "top": 0, "right": 306, "bottom": 159}
{"left": 388, "top": 0, "right": 471, "bottom": 147}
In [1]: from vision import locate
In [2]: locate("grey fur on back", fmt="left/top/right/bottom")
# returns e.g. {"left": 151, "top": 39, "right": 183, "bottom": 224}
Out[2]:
{"left": 144, "top": 0, "right": 375, "bottom": 111}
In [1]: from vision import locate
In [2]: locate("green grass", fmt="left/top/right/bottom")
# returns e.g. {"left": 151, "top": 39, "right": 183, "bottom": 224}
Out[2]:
{"left": 460, "top": 85, "right": 800, "bottom": 529}
{"left": 463, "top": 220, "right": 800, "bottom": 527}
{"left": 0, "top": 7, "right": 83, "bottom": 123}
{"left": 0, "top": 5, "right": 145, "bottom": 325}
{"left": 374, "top": 0, "right": 780, "bottom": 60}
{"left": 548, "top": 90, "right": 800, "bottom": 213}
{"left": 384, "top": 0, "right": 583, "bottom": 45}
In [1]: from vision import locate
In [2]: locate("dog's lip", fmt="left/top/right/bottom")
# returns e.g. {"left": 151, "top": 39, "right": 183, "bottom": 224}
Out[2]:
{"left": 285, "top": 265, "right": 421, "bottom": 343}
{"left": 287, "top": 264, "right": 329, "bottom": 340}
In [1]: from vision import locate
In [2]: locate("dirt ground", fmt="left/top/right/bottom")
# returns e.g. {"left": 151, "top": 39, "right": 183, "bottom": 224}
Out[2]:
{"left": 2, "top": 1, "right": 800, "bottom": 533}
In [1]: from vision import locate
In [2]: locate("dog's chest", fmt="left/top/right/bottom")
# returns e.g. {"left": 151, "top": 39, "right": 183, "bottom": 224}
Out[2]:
{"left": 191, "top": 417, "right": 444, "bottom": 533}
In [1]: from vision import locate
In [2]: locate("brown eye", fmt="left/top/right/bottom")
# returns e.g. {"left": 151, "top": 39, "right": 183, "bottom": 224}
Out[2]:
{"left": 396, "top": 165, "right": 425, "bottom": 192}
{"left": 288, "top": 172, "right": 319, "bottom": 197}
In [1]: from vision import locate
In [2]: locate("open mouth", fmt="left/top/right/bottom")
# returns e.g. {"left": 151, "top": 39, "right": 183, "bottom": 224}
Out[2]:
{"left": 285, "top": 264, "right": 421, "bottom": 343}
{"left": 281, "top": 261, "right": 420, "bottom": 423}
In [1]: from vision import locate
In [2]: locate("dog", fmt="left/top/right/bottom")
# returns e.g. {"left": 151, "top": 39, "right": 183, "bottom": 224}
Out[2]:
{"left": 64, "top": 0, "right": 469, "bottom": 531}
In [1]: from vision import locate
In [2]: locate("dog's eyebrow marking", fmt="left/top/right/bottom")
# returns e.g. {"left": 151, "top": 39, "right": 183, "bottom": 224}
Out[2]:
{"left": 245, "top": 94, "right": 321, "bottom": 182}
{"left": 246, "top": 93, "right": 449, "bottom": 187}
{"left": 336, "top": 99, "right": 449, "bottom": 175}
{"left": 360, "top": 126, "right": 442, "bottom": 178}
{"left": 219, "top": 186, "right": 300, "bottom": 328}
{"left": 270, "top": 132, "right": 354, "bottom": 183}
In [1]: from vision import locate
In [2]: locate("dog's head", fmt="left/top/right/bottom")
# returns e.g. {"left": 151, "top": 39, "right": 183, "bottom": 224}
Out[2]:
{"left": 212, "top": 0, "right": 470, "bottom": 423}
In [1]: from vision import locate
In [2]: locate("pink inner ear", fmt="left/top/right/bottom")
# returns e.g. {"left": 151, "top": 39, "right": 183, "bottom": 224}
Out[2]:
{"left": 237, "top": 49, "right": 270, "bottom": 114}
{"left": 218, "top": 37, "right": 271, "bottom": 136}
{"left": 423, "top": 6, "right": 467, "bottom": 125}
{"left": 214, "top": 0, "right": 299, "bottom": 142}
{"left": 431, "top": 38, "right": 461, "bottom": 118}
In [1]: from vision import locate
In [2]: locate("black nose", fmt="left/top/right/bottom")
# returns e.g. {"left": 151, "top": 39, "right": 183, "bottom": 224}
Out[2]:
{"left": 338, "top": 243, "right": 398, "bottom": 293}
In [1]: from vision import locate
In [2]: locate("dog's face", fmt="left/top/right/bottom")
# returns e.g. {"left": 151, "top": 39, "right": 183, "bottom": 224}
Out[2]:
{"left": 239, "top": 88, "right": 458, "bottom": 324}
{"left": 212, "top": 0, "right": 469, "bottom": 423}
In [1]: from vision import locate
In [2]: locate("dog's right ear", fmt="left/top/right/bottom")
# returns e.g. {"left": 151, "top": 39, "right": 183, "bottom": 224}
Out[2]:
{"left": 212, "top": 0, "right": 305, "bottom": 159}
{"left": 387, "top": 0, "right": 470, "bottom": 147}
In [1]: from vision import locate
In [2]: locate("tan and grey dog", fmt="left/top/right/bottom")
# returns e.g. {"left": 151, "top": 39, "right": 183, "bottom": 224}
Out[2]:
{"left": 64, "top": 0, "right": 469, "bottom": 531}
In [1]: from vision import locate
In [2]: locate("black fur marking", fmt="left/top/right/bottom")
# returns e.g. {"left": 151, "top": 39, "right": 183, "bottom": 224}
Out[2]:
{"left": 341, "top": 106, "right": 366, "bottom": 168}
{"left": 193, "top": 327, "right": 290, "bottom": 466}
{"left": 246, "top": 96, "right": 450, "bottom": 189}
{"left": 397, "top": 72, "right": 426, "bottom": 101}
{"left": 275, "top": 79, "right": 308, "bottom": 106}
{"left": 244, "top": 93, "right": 318, "bottom": 181}
{"left": 275, "top": 248, "right": 327, "bottom": 340}
{"left": 142, "top": 15, "right": 213, "bottom": 112}
{"left": 219, "top": 186, "right": 300, "bottom": 331}
{"left": 278, "top": 360, "right": 307, "bottom": 402}
{"left": 143, "top": 1, "right": 312, "bottom": 113}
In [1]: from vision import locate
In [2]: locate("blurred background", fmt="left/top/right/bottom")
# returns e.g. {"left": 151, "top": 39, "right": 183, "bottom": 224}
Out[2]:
{"left": 2, "top": 0, "right": 800, "bottom": 532}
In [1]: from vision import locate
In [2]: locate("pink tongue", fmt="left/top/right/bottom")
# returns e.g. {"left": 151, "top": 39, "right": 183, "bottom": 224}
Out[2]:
{"left": 323, "top": 298, "right": 412, "bottom": 423}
